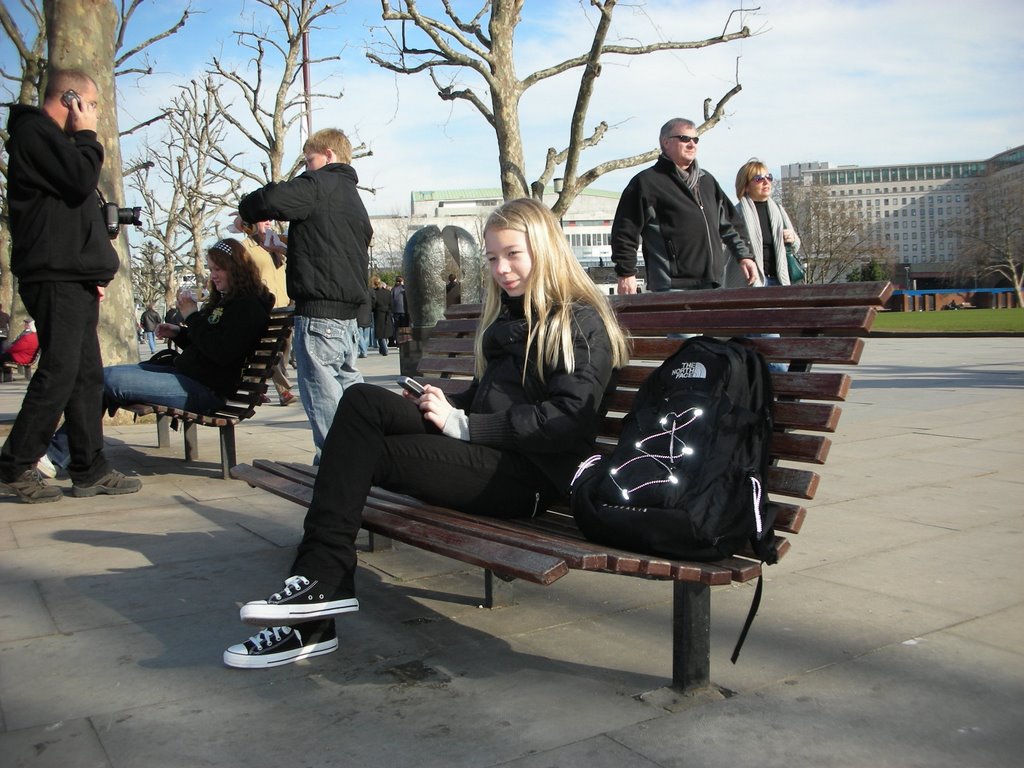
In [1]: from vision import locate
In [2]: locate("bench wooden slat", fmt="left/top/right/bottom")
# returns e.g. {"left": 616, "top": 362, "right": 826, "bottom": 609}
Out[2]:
{"left": 417, "top": 356, "right": 477, "bottom": 377}
{"left": 361, "top": 507, "right": 569, "bottom": 586}
{"left": 769, "top": 433, "right": 831, "bottom": 464}
{"left": 609, "top": 282, "right": 892, "bottom": 311}
{"left": 423, "top": 336, "right": 477, "bottom": 356}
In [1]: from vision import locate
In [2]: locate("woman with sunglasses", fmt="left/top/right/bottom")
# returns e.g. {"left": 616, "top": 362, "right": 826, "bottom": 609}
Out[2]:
{"left": 728, "top": 159, "right": 802, "bottom": 287}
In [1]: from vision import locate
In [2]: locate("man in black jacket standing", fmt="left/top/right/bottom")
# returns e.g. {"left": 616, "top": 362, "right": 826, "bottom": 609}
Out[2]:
{"left": 0, "top": 69, "right": 141, "bottom": 503}
{"left": 239, "top": 128, "right": 373, "bottom": 461}
{"left": 611, "top": 117, "right": 757, "bottom": 294}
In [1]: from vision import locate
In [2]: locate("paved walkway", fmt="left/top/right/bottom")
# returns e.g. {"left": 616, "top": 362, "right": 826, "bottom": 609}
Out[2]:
{"left": 1, "top": 338, "right": 1022, "bottom": 767}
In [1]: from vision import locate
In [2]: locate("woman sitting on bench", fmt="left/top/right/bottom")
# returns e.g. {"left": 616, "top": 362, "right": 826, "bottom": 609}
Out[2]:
{"left": 104, "top": 239, "right": 272, "bottom": 414}
{"left": 0, "top": 318, "right": 39, "bottom": 370}
{"left": 224, "top": 197, "right": 631, "bottom": 669}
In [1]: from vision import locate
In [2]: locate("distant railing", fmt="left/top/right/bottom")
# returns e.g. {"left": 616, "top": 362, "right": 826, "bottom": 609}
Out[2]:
{"left": 889, "top": 288, "right": 1018, "bottom": 311}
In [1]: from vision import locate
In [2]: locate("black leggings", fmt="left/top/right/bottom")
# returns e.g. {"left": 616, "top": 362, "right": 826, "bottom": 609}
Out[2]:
{"left": 291, "top": 383, "right": 554, "bottom": 597}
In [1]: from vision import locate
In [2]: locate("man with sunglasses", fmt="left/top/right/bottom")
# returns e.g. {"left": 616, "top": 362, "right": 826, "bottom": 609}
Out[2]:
{"left": 611, "top": 117, "right": 756, "bottom": 293}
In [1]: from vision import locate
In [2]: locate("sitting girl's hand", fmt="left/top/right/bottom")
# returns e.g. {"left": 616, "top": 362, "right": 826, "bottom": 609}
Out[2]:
{"left": 156, "top": 322, "right": 180, "bottom": 340}
{"left": 409, "top": 384, "right": 453, "bottom": 431}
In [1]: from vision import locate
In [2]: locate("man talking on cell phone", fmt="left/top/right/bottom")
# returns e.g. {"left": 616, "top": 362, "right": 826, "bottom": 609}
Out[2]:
{"left": 0, "top": 68, "right": 141, "bottom": 503}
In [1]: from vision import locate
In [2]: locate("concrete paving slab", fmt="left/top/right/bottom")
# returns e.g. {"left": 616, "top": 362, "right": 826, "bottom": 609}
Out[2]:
{"left": 610, "top": 630, "right": 1024, "bottom": 768}
{"left": 496, "top": 735, "right": 664, "bottom": 768}
{"left": 0, "top": 719, "right": 110, "bottom": 768}
{"left": 88, "top": 645, "right": 659, "bottom": 768}
{"left": 0, "top": 580, "right": 56, "bottom": 644}
{"left": 803, "top": 518, "right": 1024, "bottom": 615}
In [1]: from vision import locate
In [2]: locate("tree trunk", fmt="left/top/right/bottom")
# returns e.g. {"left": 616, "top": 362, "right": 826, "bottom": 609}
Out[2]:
{"left": 44, "top": 0, "right": 138, "bottom": 365}
{"left": 489, "top": 0, "right": 528, "bottom": 201}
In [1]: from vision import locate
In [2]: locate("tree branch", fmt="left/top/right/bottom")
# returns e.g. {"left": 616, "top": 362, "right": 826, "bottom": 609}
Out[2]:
{"left": 115, "top": 5, "right": 191, "bottom": 67}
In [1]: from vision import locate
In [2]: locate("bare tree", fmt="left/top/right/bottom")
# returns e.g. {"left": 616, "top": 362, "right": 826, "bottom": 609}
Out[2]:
{"left": 130, "top": 77, "right": 239, "bottom": 308}
{"left": 370, "top": 208, "right": 413, "bottom": 272}
{"left": 0, "top": 0, "right": 48, "bottom": 311}
{"left": 208, "top": 0, "right": 369, "bottom": 193}
{"left": 130, "top": 239, "right": 165, "bottom": 308}
{"left": 368, "top": 0, "right": 755, "bottom": 215}
{"left": 1, "top": 0, "right": 190, "bottom": 360}
{"left": 953, "top": 172, "right": 1024, "bottom": 306}
{"left": 780, "top": 182, "right": 892, "bottom": 284}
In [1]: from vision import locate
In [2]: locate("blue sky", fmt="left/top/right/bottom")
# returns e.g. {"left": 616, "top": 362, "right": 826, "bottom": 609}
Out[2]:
{"left": 4, "top": 0, "right": 1024, "bottom": 215}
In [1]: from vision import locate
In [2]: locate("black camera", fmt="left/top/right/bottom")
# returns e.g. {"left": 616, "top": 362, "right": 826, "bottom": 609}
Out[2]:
{"left": 102, "top": 201, "right": 141, "bottom": 238}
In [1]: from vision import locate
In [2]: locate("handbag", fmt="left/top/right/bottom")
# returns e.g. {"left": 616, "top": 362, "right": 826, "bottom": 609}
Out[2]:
{"left": 148, "top": 348, "right": 179, "bottom": 366}
{"left": 785, "top": 244, "right": 805, "bottom": 284}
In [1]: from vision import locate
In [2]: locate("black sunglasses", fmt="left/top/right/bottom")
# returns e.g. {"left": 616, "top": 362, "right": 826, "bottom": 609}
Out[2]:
{"left": 668, "top": 134, "right": 699, "bottom": 145}
{"left": 753, "top": 173, "right": 774, "bottom": 183}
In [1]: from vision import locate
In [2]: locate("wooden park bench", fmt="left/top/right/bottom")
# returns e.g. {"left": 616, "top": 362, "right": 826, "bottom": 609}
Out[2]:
{"left": 231, "top": 282, "right": 892, "bottom": 692}
{"left": 124, "top": 307, "right": 293, "bottom": 479}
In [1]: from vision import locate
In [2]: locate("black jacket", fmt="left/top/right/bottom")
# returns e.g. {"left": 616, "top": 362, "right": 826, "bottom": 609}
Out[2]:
{"left": 371, "top": 286, "right": 393, "bottom": 338}
{"left": 239, "top": 163, "right": 372, "bottom": 320}
{"left": 174, "top": 293, "right": 271, "bottom": 398}
{"left": 449, "top": 296, "right": 617, "bottom": 496}
{"left": 611, "top": 155, "right": 751, "bottom": 291}
{"left": 4, "top": 104, "right": 119, "bottom": 284}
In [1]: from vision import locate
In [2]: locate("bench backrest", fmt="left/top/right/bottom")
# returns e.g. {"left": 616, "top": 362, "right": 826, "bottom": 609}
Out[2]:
{"left": 414, "top": 282, "right": 892, "bottom": 554}
{"left": 211, "top": 306, "right": 294, "bottom": 420}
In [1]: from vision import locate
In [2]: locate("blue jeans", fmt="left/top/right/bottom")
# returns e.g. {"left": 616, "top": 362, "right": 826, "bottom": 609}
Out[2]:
{"left": 292, "top": 316, "right": 363, "bottom": 460}
{"left": 144, "top": 331, "right": 157, "bottom": 353}
{"left": 358, "top": 326, "right": 371, "bottom": 357}
{"left": 103, "top": 363, "right": 225, "bottom": 414}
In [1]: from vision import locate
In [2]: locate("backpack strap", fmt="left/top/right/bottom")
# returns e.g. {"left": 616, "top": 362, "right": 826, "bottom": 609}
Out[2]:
{"left": 730, "top": 574, "right": 764, "bottom": 664}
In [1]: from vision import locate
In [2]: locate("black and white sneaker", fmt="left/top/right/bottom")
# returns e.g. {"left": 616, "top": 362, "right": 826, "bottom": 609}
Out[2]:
{"left": 223, "top": 622, "right": 338, "bottom": 669}
{"left": 240, "top": 575, "right": 359, "bottom": 625}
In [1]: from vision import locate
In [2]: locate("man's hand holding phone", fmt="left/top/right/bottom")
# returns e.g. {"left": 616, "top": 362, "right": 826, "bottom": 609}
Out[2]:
{"left": 62, "top": 89, "right": 97, "bottom": 134}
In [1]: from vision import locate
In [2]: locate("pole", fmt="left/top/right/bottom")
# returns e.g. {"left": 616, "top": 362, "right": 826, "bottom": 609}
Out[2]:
{"left": 301, "top": 30, "right": 313, "bottom": 141}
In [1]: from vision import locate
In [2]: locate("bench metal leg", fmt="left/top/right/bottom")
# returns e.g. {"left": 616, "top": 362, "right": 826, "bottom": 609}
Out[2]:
{"left": 672, "top": 581, "right": 711, "bottom": 692}
{"left": 218, "top": 425, "right": 236, "bottom": 479}
{"left": 483, "top": 569, "right": 516, "bottom": 608}
{"left": 183, "top": 422, "right": 199, "bottom": 461}
{"left": 156, "top": 414, "right": 171, "bottom": 448}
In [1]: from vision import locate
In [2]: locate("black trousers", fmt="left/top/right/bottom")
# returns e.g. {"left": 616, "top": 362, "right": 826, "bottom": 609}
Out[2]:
{"left": 0, "top": 281, "right": 110, "bottom": 484}
{"left": 291, "top": 383, "right": 554, "bottom": 598}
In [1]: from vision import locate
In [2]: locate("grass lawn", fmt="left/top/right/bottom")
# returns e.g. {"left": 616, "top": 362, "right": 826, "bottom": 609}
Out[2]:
{"left": 872, "top": 307, "right": 1024, "bottom": 334}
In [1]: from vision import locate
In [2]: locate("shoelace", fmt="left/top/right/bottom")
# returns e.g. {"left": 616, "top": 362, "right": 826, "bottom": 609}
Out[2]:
{"left": 270, "top": 575, "right": 310, "bottom": 602}
{"left": 249, "top": 626, "right": 293, "bottom": 650}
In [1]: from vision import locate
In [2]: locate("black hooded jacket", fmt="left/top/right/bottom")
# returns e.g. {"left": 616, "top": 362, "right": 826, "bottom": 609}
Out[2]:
{"left": 239, "top": 163, "right": 372, "bottom": 321}
{"left": 4, "top": 103, "right": 119, "bottom": 284}
{"left": 610, "top": 155, "right": 751, "bottom": 291}
{"left": 448, "top": 295, "right": 617, "bottom": 497}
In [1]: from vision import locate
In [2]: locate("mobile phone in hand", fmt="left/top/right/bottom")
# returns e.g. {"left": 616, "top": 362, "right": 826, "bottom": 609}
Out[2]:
{"left": 397, "top": 376, "right": 425, "bottom": 396}
{"left": 61, "top": 90, "right": 82, "bottom": 109}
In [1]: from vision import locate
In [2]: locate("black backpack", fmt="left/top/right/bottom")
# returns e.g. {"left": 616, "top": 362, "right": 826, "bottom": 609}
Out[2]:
{"left": 571, "top": 335, "right": 778, "bottom": 564}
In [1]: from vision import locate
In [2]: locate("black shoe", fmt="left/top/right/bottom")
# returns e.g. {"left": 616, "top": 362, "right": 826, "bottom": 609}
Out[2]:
{"left": 240, "top": 575, "right": 359, "bottom": 625}
{"left": 2, "top": 468, "right": 63, "bottom": 504}
{"left": 223, "top": 621, "right": 337, "bottom": 669}
{"left": 71, "top": 469, "right": 142, "bottom": 498}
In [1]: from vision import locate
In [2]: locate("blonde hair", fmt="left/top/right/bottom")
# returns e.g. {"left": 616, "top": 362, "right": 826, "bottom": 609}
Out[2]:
{"left": 303, "top": 128, "right": 352, "bottom": 164}
{"left": 475, "top": 198, "right": 630, "bottom": 380}
{"left": 735, "top": 158, "right": 770, "bottom": 199}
